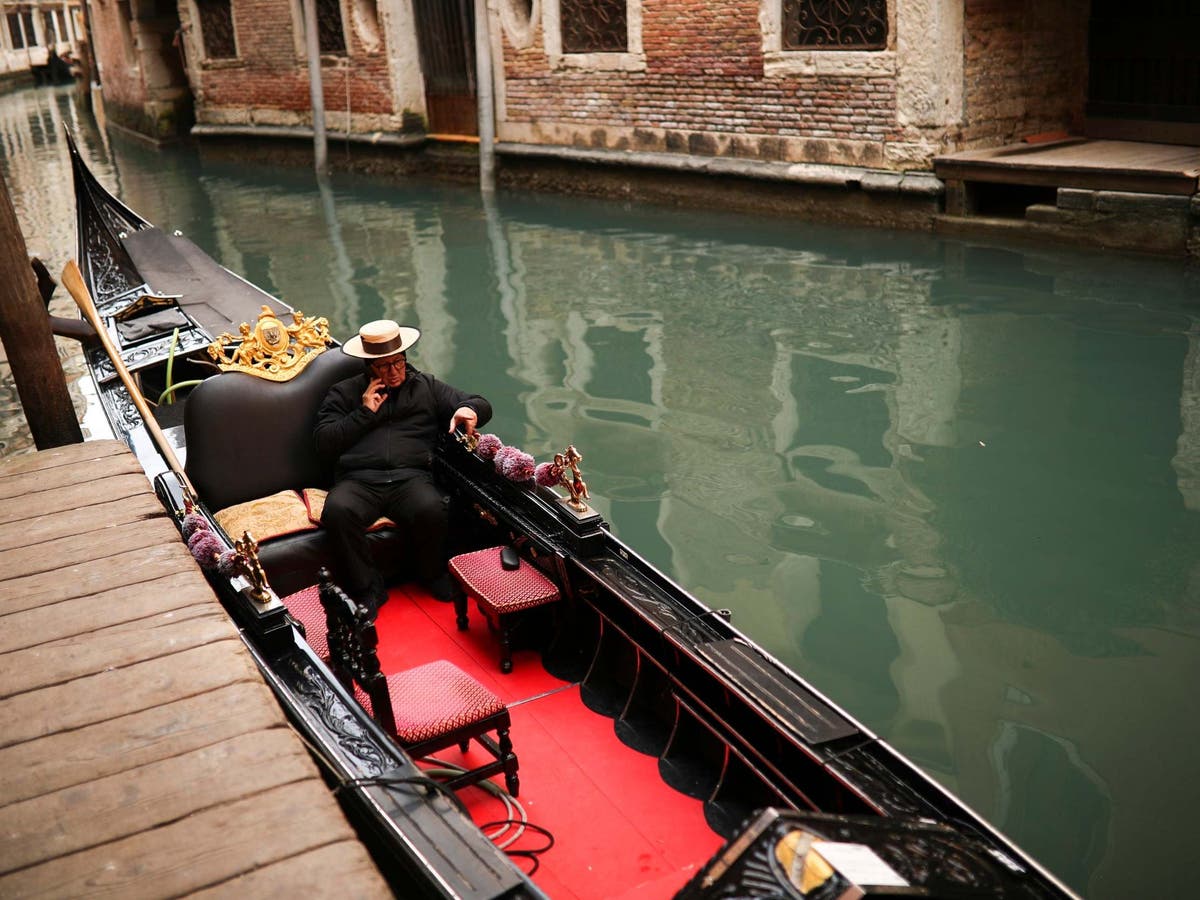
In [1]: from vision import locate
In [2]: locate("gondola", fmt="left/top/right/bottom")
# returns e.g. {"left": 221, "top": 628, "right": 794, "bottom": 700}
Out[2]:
{"left": 59, "top": 132, "right": 1080, "bottom": 900}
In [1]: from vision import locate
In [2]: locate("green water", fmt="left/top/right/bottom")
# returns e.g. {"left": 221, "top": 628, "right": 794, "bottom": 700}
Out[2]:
{"left": 5, "top": 86, "right": 1198, "bottom": 898}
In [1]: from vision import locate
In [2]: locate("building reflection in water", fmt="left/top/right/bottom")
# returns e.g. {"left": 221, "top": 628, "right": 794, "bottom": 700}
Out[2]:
{"left": 4, "top": 87, "right": 1199, "bottom": 899}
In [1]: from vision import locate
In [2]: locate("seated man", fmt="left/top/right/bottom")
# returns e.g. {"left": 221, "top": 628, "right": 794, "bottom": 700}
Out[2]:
{"left": 314, "top": 320, "right": 490, "bottom": 610}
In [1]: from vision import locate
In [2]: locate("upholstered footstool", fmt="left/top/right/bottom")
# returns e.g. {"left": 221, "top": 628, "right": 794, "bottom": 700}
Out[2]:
{"left": 448, "top": 547, "right": 561, "bottom": 674}
{"left": 279, "top": 583, "right": 329, "bottom": 660}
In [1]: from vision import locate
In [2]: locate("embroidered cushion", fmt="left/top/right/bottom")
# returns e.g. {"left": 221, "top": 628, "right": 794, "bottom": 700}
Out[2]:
{"left": 279, "top": 584, "right": 329, "bottom": 660}
{"left": 354, "top": 659, "right": 506, "bottom": 744}
{"left": 302, "top": 488, "right": 397, "bottom": 531}
{"left": 214, "top": 489, "right": 317, "bottom": 542}
{"left": 449, "top": 547, "right": 560, "bottom": 614}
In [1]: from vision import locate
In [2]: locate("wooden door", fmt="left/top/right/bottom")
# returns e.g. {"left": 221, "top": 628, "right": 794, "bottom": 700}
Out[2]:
{"left": 412, "top": 0, "right": 478, "bottom": 136}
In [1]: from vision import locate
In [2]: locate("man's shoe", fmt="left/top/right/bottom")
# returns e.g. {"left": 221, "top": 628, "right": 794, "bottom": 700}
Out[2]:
{"left": 359, "top": 589, "right": 387, "bottom": 619}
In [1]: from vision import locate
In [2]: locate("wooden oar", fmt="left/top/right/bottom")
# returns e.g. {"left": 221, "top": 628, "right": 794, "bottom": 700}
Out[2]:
{"left": 61, "top": 259, "right": 197, "bottom": 500}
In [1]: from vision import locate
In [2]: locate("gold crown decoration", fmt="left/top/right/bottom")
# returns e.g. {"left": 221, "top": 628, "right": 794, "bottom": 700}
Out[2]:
{"left": 209, "top": 306, "right": 333, "bottom": 381}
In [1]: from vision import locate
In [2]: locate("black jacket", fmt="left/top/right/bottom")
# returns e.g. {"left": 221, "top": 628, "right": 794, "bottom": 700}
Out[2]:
{"left": 314, "top": 365, "right": 492, "bottom": 482}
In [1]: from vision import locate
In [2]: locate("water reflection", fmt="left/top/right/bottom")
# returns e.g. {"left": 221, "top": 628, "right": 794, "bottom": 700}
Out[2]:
{"left": 3, "top": 85, "right": 1199, "bottom": 899}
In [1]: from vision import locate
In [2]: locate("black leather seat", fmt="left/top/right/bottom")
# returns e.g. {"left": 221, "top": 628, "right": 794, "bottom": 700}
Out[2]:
{"left": 184, "top": 349, "right": 412, "bottom": 597}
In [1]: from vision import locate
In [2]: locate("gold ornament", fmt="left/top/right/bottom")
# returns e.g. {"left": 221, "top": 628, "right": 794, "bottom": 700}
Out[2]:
{"left": 208, "top": 306, "right": 333, "bottom": 381}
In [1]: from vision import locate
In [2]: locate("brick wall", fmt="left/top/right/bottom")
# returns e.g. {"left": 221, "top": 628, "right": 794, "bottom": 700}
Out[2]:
{"left": 498, "top": 1, "right": 900, "bottom": 169}
{"left": 498, "top": 0, "right": 1094, "bottom": 171}
{"left": 960, "top": 0, "right": 1089, "bottom": 147}
{"left": 181, "top": 0, "right": 401, "bottom": 132}
{"left": 88, "top": 0, "right": 145, "bottom": 116}
{"left": 168, "top": 0, "right": 1093, "bottom": 171}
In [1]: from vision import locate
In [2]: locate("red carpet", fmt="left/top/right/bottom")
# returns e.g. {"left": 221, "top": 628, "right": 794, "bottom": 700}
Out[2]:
{"left": 371, "top": 584, "right": 724, "bottom": 898}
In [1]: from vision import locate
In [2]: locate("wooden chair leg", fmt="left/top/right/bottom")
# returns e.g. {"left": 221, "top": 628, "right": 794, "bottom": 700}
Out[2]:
{"left": 459, "top": 739, "right": 470, "bottom": 753}
{"left": 498, "top": 726, "right": 519, "bottom": 796}
{"left": 498, "top": 726, "right": 512, "bottom": 757}
{"left": 454, "top": 592, "right": 469, "bottom": 631}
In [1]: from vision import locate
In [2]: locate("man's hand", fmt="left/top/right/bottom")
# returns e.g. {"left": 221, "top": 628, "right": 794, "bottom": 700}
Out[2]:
{"left": 362, "top": 378, "right": 387, "bottom": 413}
{"left": 450, "top": 406, "right": 478, "bottom": 436}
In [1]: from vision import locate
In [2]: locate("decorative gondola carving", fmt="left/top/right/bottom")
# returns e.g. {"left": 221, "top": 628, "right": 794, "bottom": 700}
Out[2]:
{"left": 826, "top": 746, "right": 934, "bottom": 819}
{"left": 91, "top": 329, "right": 211, "bottom": 383}
{"left": 590, "top": 556, "right": 725, "bottom": 645}
{"left": 208, "top": 306, "right": 333, "bottom": 381}
{"left": 290, "top": 660, "right": 394, "bottom": 777}
{"left": 114, "top": 290, "right": 183, "bottom": 322}
{"left": 83, "top": 233, "right": 144, "bottom": 304}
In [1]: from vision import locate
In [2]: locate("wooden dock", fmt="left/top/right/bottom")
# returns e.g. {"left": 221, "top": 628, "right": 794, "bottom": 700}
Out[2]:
{"left": 0, "top": 441, "right": 391, "bottom": 898}
{"left": 934, "top": 138, "right": 1200, "bottom": 195}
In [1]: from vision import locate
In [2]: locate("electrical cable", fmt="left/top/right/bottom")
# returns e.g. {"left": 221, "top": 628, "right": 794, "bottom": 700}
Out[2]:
{"left": 425, "top": 768, "right": 517, "bottom": 842}
{"left": 477, "top": 821, "right": 555, "bottom": 876}
{"left": 416, "top": 756, "right": 555, "bottom": 872}
{"left": 284, "top": 722, "right": 554, "bottom": 872}
{"left": 421, "top": 763, "right": 523, "bottom": 846}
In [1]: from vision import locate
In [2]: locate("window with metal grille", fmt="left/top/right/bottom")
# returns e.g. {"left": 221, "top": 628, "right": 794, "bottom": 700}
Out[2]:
{"left": 317, "top": 0, "right": 347, "bottom": 54}
{"left": 561, "top": 0, "right": 627, "bottom": 53}
{"left": 781, "top": 0, "right": 887, "bottom": 51}
{"left": 6, "top": 13, "right": 26, "bottom": 49}
{"left": 196, "top": 0, "right": 237, "bottom": 59}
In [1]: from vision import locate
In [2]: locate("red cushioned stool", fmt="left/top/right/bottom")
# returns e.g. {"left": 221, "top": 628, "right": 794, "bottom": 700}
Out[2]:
{"left": 280, "top": 584, "right": 329, "bottom": 660}
{"left": 448, "top": 546, "right": 561, "bottom": 674}
{"left": 319, "top": 571, "right": 519, "bottom": 796}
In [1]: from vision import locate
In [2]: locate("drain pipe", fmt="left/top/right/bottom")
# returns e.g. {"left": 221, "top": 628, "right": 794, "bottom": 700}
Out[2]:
{"left": 475, "top": 0, "right": 495, "bottom": 193}
{"left": 302, "top": 0, "right": 328, "bottom": 175}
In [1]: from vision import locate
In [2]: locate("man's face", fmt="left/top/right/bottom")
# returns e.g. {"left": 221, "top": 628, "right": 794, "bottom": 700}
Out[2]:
{"left": 370, "top": 352, "right": 407, "bottom": 388}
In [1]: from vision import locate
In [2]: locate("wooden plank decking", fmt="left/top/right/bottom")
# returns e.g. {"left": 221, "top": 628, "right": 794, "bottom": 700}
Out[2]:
{"left": 0, "top": 441, "right": 392, "bottom": 899}
{"left": 934, "top": 138, "right": 1200, "bottom": 195}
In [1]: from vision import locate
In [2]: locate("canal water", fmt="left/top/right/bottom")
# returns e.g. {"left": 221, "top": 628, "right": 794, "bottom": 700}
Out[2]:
{"left": 4, "top": 85, "right": 1197, "bottom": 899}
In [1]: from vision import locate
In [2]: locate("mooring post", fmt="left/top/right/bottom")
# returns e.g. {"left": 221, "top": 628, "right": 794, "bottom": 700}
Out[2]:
{"left": 0, "top": 171, "right": 83, "bottom": 448}
{"left": 475, "top": 0, "right": 496, "bottom": 194}
{"left": 302, "top": 0, "right": 328, "bottom": 177}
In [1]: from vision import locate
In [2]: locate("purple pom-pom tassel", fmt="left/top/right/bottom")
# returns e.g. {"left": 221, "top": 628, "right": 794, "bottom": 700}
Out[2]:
{"left": 492, "top": 444, "right": 518, "bottom": 473}
{"left": 476, "top": 433, "right": 503, "bottom": 460}
{"left": 502, "top": 449, "right": 535, "bottom": 483}
{"left": 217, "top": 549, "right": 241, "bottom": 578}
{"left": 187, "top": 530, "right": 224, "bottom": 571}
{"left": 534, "top": 461, "right": 560, "bottom": 487}
{"left": 181, "top": 512, "right": 209, "bottom": 540}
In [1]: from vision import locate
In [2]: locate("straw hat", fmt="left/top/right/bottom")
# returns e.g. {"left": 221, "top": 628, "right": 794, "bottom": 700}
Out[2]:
{"left": 342, "top": 320, "right": 421, "bottom": 359}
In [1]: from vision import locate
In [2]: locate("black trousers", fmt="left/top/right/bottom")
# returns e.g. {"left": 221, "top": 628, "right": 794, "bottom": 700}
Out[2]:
{"left": 320, "top": 472, "right": 449, "bottom": 604}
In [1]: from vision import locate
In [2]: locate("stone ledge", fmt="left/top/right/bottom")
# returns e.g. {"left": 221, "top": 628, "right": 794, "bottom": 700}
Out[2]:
{"left": 1057, "top": 188, "right": 1095, "bottom": 211}
{"left": 1058, "top": 188, "right": 1194, "bottom": 214}
{"left": 190, "top": 123, "right": 426, "bottom": 148}
{"left": 1094, "top": 191, "right": 1191, "bottom": 213}
{"left": 495, "top": 142, "right": 944, "bottom": 197}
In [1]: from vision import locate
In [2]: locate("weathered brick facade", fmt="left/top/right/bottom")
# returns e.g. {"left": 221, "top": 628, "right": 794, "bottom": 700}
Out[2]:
{"left": 960, "top": 0, "right": 1089, "bottom": 148}
{"left": 90, "top": 1, "right": 1198, "bottom": 259}
{"left": 87, "top": 0, "right": 191, "bottom": 139}
{"left": 178, "top": 0, "right": 420, "bottom": 135}
{"left": 496, "top": 1, "right": 901, "bottom": 169}
{"left": 491, "top": 0, "right": 1090, "bottom": 172}
{"left": 171, "top": 0, "right": 1092, "bottom": 174}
